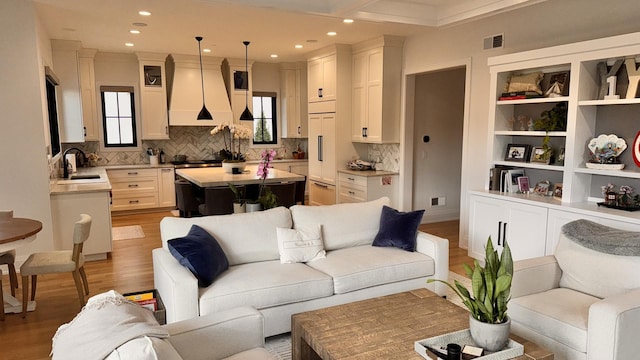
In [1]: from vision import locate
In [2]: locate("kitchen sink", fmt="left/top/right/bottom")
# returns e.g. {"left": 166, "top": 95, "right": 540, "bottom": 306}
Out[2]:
{"left": 70, "top": 174, "right": 101, "bottom": 180}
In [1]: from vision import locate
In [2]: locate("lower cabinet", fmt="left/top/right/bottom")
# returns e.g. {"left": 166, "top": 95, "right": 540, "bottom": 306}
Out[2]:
{"left": 337, "top": 171, "right": 398, "bottom": 208}
{"left": 468, "top": 193, "right": 547, "bottom": 261}
{"left": 309, "top": 181, "right": 336, "bottom": 206}
{"left": 108, "top": 167, "right": 175, "bottom": 211}
{"left": 50, "top": 190, "right": 112, "bottom": 260}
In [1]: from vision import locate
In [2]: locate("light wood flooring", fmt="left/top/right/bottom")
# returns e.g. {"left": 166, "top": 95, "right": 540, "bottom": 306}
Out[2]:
{"left": 0, "top": 212, "right": 472, "bottom": 359}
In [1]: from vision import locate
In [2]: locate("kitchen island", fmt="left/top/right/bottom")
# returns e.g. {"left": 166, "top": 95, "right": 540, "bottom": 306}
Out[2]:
{"left": 176, "top": 165, "right": 305, "bottom": 187}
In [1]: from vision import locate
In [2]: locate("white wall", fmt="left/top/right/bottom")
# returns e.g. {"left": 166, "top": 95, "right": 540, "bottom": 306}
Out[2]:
{"left": 0, "top": 0, "right": 55, "bottom": 259}
{"left": 402, "top": 0, "right": 640, "bottom": 247}
{"left": 412, "top": 67, "right": 465, "bottom": 222}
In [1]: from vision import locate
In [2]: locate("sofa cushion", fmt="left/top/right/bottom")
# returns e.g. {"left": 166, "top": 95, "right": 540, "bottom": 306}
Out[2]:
{"left": 105, "top": 336, "right": 183, "bottom": 360}
{"left": 160, "top": 207, "right": 292, "bottom": 266}
{"left": 276, "top": 224, "right": 326, "bottom": 263}
{"left": 509, "top": 288, "right": 599, "bottom": 353}
{"left": 199, "top": 260, "right": 334, "bottom": 314}
{"left": 168, "top": 225, "right": 229, "bottom": 287}
{"left": 290, "top": 197, "right": 389, "bottom": 251}
{"left": 223, "top": 348, "right": 275, "bottom": 360}
{"left": 373, "top": 206, "right": 425, "bottom": 252}
{"left": 306, "top": 245, "right": 435, "bottom": 294}
{"left": 555, "top": 230, "right": 640, "bottom": 299}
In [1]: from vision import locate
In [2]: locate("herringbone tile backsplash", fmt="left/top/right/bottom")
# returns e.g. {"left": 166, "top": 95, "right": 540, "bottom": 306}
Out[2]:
{"left": 60, "top": 126, "right": 399, "bottom": 172}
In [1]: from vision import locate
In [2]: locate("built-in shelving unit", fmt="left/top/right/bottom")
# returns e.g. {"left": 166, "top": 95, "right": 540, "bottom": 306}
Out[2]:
{"left": 469, "top": 32, "right": 640, "bottom": 261}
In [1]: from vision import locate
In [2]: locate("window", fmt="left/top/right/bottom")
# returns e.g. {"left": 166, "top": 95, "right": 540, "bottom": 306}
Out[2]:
{"left": 252, "top": 92, "right": 277, "bottom": 145}
{"left": 100, "top": 86, "right": 137, "bottom": 147}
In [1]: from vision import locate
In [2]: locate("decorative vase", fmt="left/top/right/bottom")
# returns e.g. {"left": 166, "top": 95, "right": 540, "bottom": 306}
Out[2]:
{"left": 233, "top": 202, "right": 246, "bottom": 214}
{"left": 222, "top": 161, "right": 246, "bottom": 174}
{"left": 245, "top": 202, "right": 262, "bottom": 212}
{"left": 469, "top": 314, "right": 511, "bottom": 352}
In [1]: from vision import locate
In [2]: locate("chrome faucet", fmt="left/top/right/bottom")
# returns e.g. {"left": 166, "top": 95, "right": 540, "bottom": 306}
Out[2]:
{"left": 62, "top": 147, "right": 87, "bottom": 179}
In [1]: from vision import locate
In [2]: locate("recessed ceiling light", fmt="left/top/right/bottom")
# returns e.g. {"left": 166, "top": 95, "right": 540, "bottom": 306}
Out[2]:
{"left": 125, "top": 43, "right": 134, "bottom": 47}
{"left": 129, "top": 29, "right": 141, "bottom": 34}
{"left": 270, "top": 54, "right": 278, "bottom": 58}
{"left": 203, "top": 48, "right": 211, "bottom": 53}
{"left": 327, "top": 31, "right": 337, "bottom": 36}
{"left": 138, "top": 10, "right": 151, "bottom": 16}
{"left": 295, "top": 44, "right": 303, "bottom": 49}
{"left": 343, "top": 19, "right": 354, "bottom": 24}
{"left": 132, "top": 22, "right": 147, "bottom": 27}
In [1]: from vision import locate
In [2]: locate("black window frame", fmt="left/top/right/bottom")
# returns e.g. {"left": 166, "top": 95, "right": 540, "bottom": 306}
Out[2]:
{"left": 100, "top": 86, "right": 138, "bottom": 148}
{"left": 252, "top": 92, "right": 278, "bottom": 145}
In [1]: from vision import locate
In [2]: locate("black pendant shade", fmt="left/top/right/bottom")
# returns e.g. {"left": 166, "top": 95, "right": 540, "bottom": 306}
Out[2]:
{"left": 239, "top": 40, "right": 254, "bottom": 121}
{"left": 196, "top": 36, "right": 213, "bottom": 120}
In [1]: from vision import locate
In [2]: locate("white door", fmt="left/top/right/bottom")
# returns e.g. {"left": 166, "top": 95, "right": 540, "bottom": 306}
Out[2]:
{"left": 468, "top": 195, "right": 504, "bottom": 259}
{"left": 320, "top": 113, "right": 336, "bottom": 184}
{"left": 503, "top": 201, "right": 547, "bottom": 260}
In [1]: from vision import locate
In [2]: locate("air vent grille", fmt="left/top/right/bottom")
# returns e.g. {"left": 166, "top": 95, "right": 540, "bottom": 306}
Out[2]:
{"left": 484, "top": 33, "right": 504, "bottom": 50}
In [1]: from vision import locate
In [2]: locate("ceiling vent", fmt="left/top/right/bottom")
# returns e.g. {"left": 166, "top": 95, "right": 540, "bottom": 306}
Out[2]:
{"left": 484, "top": 33, "right": 504, "bottom": 50}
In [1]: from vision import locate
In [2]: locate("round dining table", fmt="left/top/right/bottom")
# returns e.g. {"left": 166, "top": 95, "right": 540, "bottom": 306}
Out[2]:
{"left": 0, "top": 217, "right": 42, "bottom": 313}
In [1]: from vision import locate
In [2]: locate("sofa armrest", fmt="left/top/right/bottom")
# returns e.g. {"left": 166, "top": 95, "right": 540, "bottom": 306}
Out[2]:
{"left": 511, "top": 255, "right": 561, "bottom": 299}
{"left": 588, "top": 288, "right": 640, "bottom": 360}
{"left": 165, "top": 306, "right": 265, "bottom": 360}
{"left": 152, "top": 248, "right": 200, "bottom": 324}
{"left": 416, "top": 231, "right": 449, "bottom": 296}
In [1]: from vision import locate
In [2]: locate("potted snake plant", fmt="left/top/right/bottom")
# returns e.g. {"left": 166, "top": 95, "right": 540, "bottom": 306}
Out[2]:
{"left": 428, "top": 237, "right": 513, "bottom": 351}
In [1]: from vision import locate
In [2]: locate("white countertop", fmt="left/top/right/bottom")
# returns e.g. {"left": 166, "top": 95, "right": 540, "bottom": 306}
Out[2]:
{"left": 50, "top": 167, "right": 112, "bottom": 195}
{"left": 338, "top": 169, "right": 399, "bottom": 177}
{"left": 176, "top": 165, "right": 305, "bottom": 187}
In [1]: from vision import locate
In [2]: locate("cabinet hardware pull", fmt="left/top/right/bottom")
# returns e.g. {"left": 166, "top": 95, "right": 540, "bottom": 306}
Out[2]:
{"left": 347, "top": 177, "right": 355, "bottom": 181}
{"left": 129, "top": 200, "right": 139, "bottom": 204}
{"left": 128, "top": 184, "right": 139, "bottom": 187}
{"left": 318, "top": 88, "right": 323, "bottom": 98}
{"left": 348, "top": 191, "right": 355, "bottom": 195}
{"left": 84, "top": 126, "right": 87, "bottom": 137}
{"left": 297, "top": 125, "right": 301, "bottom": 135}
{"left": 127, "top": 172, "right": 138, "bottom": 175}
{"left": 165, "top": 126, "right": 168, "bottom": 135}
{"left": 313, "top": 182, "right": 328, "bottom": 189}
{"left": 318, "top": 135, "right": 323, "bottom": 162}
{"left": 362, "top": 127, "right": 368, "bottom": 137}
{"left": 497, "top": 221, "right": 502, "bottom": 246}
{"left": 502, "top": 222, "right": 507, "bottom": 246}
{"left": 162, "top": 168, "right": 171, "bottom": 172}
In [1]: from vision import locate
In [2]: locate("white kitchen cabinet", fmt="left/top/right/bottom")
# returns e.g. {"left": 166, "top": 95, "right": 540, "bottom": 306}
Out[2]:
{"left": 351, "top": 36, "right": 403, "bottom": 143}
{"left": 281, "top": 63, "right": 308, "bottom": 138}
{"left": 308, "top": 113, "right": 336, "bottom": 185}
{"left": 309, "top": 181, "right": 336, "bottom": 206}
{"left": 52, "top": 40, "right": 98, "bottom": 143}
{"left": 307, "top": 54, "right": 336, "bottom": 103}
{"left": 158, "top": 167, "right": 176, "bottom": 207}
{"left": 78, "top": 49, "right": 99, "bottom": 141}
{"left": 469, "top": 193, "right": 547, "bottom": 261}
{"left": 136, "top": 53, "right": 169, "bottom": 140}
{"left": 337, "top": 171, "right": 398, "bottom": 207}
{"left": 50, "top": 190, "right": 112, "bottom": 261}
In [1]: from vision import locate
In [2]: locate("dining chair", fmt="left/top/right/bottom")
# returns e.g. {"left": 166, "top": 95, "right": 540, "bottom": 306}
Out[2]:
{"left": 175, "top": 179, "right": 203, "bottom": 217}
{"left": 20, "top": 214, "right": 92, "bottom": 317}
{"left": 198, "top": 186, "right": 238, "bottom": 216}
{"left": 0, "top": 210, "right": 18, "bottom": 297}
{"left": 267, "top": 182, "right": 297, "bottom": 208}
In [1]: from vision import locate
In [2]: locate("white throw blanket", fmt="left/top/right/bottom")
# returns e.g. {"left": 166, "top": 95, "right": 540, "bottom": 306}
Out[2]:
{"left": 51, "top": 290, "right": 169, "bottom": 360}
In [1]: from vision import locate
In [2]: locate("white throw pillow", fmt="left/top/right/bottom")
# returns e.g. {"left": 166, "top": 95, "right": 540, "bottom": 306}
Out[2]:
{"left": 276, "top": 224, "right": 326, "bottom": 263}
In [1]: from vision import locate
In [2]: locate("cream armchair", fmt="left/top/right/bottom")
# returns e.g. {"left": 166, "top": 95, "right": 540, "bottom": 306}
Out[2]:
{"left": 509, "top": 220, "right": 640, "bottom": 360}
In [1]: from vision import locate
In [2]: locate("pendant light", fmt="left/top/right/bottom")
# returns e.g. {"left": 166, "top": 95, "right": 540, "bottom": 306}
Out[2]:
{"left": 196, "top": 36, "right": 213, "bottom": 120}
{"left": 239, "top": 41, "right": 254, "bottom": 121}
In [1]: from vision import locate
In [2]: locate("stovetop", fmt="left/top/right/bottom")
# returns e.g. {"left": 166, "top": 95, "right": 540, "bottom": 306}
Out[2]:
{"left": 171, "top": 159, "right": 222, "bottom": 168}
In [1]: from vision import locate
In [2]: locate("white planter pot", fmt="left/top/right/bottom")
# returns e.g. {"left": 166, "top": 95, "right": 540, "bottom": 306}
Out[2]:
{"left": 222, "top": 161, "right": 246, "bottom": 174}
{"left": 233, "top": 202, "right": 246, "bottom": 213}
{"left": 245, "top": 202, "right": 262, "bottom": 212}
{"left": 469, "top": 314, "right": 511, "bottom": 352}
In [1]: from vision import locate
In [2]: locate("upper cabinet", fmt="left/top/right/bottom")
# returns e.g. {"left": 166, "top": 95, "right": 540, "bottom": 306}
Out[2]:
{"left": 351, "top": 36, "right": 404, "bottom": 143}
{"left": 281, "top": 62, "right": 308, "bottom": 138}
{"left": 307, "top": 53, "right": 337, "bottom": 103}
{"left": 224, "top": 58, "right": 253, "bottom": 124}
{"left": 52, "top": 40, "right": 99, "bottom": 143}
{"left": 136, "top": 52, "right": 170, "bottom": 140}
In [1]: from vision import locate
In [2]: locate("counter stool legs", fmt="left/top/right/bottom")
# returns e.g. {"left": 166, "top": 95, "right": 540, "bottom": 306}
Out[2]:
{"left": 8, "top": 264, "right": 18, "bottom": 297}
{"left": 0, "top": 269, "right": 4, "bottom": 320}
{"left": 21, "top": 275, "right": 36, "bottom": 318}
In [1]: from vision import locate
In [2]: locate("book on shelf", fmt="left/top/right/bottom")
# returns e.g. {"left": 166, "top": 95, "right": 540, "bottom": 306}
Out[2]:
{"left": 498, "top": 91, "right": 543, "bottom": 100}
{"left": 125, "top": 291, "right": 155, "bottom": 302}
{"left": 135, "top": 298, "right": 158, "bottom": 311}
{"left": 500, "top": 168, "right": 525, "bottom": 193}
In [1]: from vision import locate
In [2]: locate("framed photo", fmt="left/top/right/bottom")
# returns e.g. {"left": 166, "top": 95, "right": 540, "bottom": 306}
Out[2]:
{"left": 542, "top": 71, "right": 570, "bottom": 97}
{"left": 533, "top": 180, "right": 551, "bottom": 196}
{"left": 530, "top": 146, "right": 552, "bottom": 164}
{"left": 517, "top": 176, "right": 530, "bottom": 193}
{"left": 553, "top": 183, "right": 563, "bottom": 199}
{"left": 504, "top": 144, "right": 531, "bottom": 162}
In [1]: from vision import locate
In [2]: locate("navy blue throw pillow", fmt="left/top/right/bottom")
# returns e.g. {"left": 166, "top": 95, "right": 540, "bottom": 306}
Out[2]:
{"left": 167, "top": 225, "right": 229, "bottom": 287}
{"left": 372, "top": 206, "right": 425, "bottom": 252}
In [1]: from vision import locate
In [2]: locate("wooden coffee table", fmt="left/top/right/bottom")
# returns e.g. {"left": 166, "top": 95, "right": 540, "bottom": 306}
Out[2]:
{"left": 292, "top": 288, "right": 553, "bottom": 360}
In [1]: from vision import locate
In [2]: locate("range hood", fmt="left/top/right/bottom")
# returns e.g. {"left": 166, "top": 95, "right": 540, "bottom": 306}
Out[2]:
{"left": 166, "top": 54, "right": 233, "bottom": 126}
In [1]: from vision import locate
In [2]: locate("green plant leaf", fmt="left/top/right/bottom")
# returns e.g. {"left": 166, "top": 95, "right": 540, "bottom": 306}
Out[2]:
{"left": 463, "top": 263, "right": 474, "bottom": 278}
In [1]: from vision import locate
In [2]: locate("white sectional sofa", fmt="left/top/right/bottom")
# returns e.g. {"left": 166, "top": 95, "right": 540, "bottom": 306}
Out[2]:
{"left": 153, "top": 197, "right": 449, "bottom": 337}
